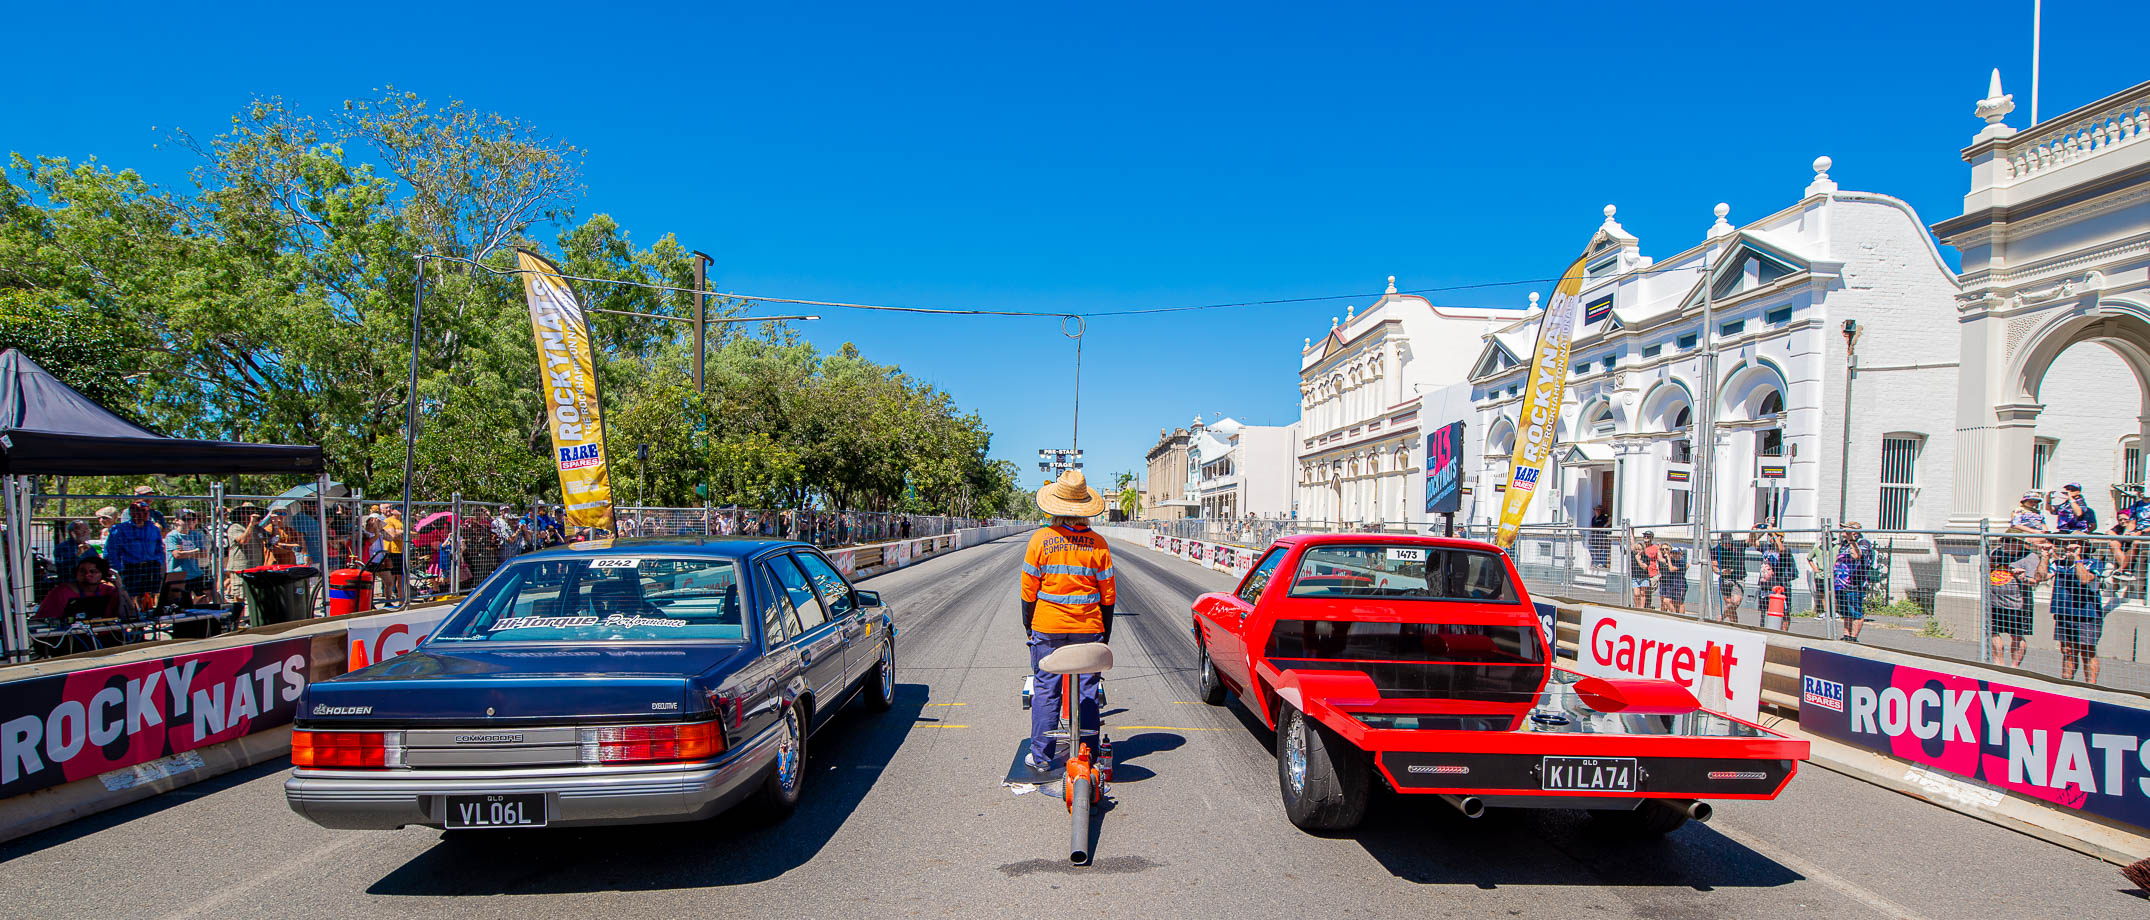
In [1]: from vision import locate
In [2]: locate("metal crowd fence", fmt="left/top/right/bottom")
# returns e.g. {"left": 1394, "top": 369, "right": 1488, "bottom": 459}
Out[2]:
{"left": 13, "top": 490, "right": 1010, "bottom": 660}
{"left": 1119, "top": 515, "right": 2150, "bottom": 696}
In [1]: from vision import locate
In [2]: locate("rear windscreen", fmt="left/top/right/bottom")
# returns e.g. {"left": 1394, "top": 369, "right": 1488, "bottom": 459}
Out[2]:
{"left": 1264, "top": 620, "right": 1544, "bottom": 664}
{"left": 1286, "top": 544, "right": 1517, "bottom": 603}
{"left": 430, "top": 556, "right": 747, "bottom": 643}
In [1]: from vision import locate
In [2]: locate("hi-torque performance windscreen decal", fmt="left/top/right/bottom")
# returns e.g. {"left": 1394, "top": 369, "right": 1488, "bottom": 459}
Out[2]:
{"left": 0, "top": 637, "right": 313, "bottom": 798}
{"left": 1800, "top": 647, "right": 2150, "bottom": 832}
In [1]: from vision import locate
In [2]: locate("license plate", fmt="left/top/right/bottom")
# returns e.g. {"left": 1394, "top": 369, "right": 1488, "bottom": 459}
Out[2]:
{"left": 1540, "top": 756, "right": 1637, "bottom": 792}
{"left": 443, "top": 793, "right": 546, "bottom": 828}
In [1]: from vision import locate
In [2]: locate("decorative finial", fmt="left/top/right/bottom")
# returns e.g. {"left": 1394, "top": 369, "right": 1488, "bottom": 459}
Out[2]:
{"left": 1974, "top": 68, "right": 2018, "bottom": 141}
{"left": 1806, "top": 155, "right": 1837, "bottom": 196}
{"left": 1603, "top": 204, "right": 1617, "bottom": 220}
{"left": 1346, "top": 304, "right": 1356, "bottom": 321}
{"left": 1528, "top": 291, "right": 1541, "bottom": 310}
{"left": 1304, "top": 337, "right": 1312, "bottom": 349}
{"left": 1709, "top": 202, "right": 1733, "bottom": 238}
{"left": 1331, "top": 316, "right": 1339, "bottom": 328}
{"left": 1385, "top": 275, "right": 1398, "bottom": 294}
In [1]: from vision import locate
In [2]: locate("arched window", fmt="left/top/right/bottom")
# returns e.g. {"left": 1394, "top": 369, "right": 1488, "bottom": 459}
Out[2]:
{"left": 1757, "top": 389, "right": 1785, "bottom": 458}
{"left": 1672, "top": 406, "right": 1693, "bottom": 463}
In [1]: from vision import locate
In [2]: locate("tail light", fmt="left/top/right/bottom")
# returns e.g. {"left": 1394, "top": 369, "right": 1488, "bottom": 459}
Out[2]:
{"left": 579, "top": 721, "right": 724, "bottom": 764}
{"left": 292, "top": 730, "right": 402, "bottom": 769}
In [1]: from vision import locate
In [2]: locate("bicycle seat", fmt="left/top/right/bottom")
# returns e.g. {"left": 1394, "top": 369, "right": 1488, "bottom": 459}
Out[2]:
{"left": 1039, "top": 642, "right": 1113, "bottom": 675}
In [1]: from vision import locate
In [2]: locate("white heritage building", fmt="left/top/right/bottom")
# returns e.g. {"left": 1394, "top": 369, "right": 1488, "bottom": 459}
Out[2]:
{"left": 1295, "top": 282, "right": 1513, "bottom": 527}
{"left": 1187, "top": 416, "right": 1298, "bottom": 522}
{"left": 1935, "top": 74, "right": 2150, "bottom": 528}
{"left": 1462, "top": 163, "right": 1965, "bottom": 539}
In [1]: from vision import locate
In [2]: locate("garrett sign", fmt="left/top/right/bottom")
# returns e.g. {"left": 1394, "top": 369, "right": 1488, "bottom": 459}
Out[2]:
{"left": 1580, "top": 608, "right": 1765, "bottom": 722}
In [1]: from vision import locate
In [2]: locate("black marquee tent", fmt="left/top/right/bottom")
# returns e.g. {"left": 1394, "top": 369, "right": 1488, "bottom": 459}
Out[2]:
{"left": 1, "top": 348, "right": 324, "bottom": 661}
{"left": 0, "top": 349, "right": 323, "bottom": 475}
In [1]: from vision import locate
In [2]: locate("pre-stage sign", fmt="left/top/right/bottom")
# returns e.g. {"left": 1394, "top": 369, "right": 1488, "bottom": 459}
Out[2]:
{"left": 1580, "top": 608, "right": 1765, "bottom": 721}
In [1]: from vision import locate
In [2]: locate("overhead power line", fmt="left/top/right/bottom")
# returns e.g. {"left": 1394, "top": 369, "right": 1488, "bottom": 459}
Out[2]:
{"left": 420, "top": 251, "right": 1709, "bottom": 322}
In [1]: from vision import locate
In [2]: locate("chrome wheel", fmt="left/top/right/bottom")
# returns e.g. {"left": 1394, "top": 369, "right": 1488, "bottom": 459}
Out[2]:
{"left": 879, "top": 643, "right": 894, "bottom": 698}
{"left": 1201, "top": 651, "right": 1215, "bottom": 685}
{"left": 775, "top": 708, "right": 802, "bottom": 793}
{"left": 1283, "top": 711, "right": 1308, "bottom": 795}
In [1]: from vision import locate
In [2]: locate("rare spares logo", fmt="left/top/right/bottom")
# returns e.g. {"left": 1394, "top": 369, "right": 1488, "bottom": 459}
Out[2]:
{"left": 1803, "top": 675, "right": 1845, "bottom": 712}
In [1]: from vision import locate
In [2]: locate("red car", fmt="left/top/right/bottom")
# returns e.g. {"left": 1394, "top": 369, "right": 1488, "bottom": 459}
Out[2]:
{"left": 1192, "top": 533, "right": 1807, "bottom": 834}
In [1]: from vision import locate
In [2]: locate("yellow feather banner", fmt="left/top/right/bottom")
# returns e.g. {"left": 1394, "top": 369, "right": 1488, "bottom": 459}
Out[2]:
{"left": 1494, "top": 252, "right": 1589, "bottom": 550}
{"left": 516, "top": 249, "right": 616, "bottom": 531}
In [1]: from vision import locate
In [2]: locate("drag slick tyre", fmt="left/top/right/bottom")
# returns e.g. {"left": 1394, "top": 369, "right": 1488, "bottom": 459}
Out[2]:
{"left": 751, "top": 704, "right": 807, "bottom": 821}
{"left": 1276, "top": 703, "right": 1370, "bottom": 832}
{"left": 863, "top": 640, "right": 896, "bottom": 713}
{"left": 1197, "top": 643, "right": 1227, "bottom": 705}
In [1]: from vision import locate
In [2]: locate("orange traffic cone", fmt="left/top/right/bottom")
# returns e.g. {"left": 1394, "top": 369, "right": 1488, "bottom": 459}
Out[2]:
{"left": 1764, "top": 586, "right": 1789, "bottom": 630}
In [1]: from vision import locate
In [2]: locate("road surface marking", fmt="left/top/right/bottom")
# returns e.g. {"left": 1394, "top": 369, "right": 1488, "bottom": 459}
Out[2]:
{"left": 1709, "top": 822, "right": 1937, "bottom": 920}
{"left": 1113, "top": 725, "right": 1226, "bottom": 731}
{"left": 170, "top": 833, "right": 370, "bottom": 920}
{"left": 922, "top": 702, "right": 968, "bottom": 706}
{"left": 916, "top": 723, "right": 972, "bottom": 728}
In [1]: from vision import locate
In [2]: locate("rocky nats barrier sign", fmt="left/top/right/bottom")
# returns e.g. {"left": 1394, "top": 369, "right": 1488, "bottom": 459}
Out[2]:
{"left": 0, "top": 637, "right": 313, "bottom": 798}
{"left": 1800, "top": 647, "right": 2150, "bottom": 832}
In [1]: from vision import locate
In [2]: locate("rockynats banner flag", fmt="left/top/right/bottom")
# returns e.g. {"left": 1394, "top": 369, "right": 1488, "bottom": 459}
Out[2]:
{"left": 1494, "top": 252, "right": 1588, "bottom": 549}
{"left": 516, "top": 249, "right": 616, "bottom": 530}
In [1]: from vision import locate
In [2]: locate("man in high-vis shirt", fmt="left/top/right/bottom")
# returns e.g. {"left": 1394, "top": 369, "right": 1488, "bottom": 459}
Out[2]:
{"left": 1021, "top": 470, "right": 1116, "bottom": 769}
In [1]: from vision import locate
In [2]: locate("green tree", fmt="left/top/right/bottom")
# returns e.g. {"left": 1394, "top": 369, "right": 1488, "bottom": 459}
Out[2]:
{"left": 1115, "top": 470, "right": 1143, "bottom": 518}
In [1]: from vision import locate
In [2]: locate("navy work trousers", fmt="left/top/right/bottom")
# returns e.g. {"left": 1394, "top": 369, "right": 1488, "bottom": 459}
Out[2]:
{"left": 1029, "top": 630, "right": 1104, "bottom": 763}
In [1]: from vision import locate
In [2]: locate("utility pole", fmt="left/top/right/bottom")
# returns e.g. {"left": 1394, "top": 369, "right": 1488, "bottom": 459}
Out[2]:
{"left": 691, "top": 250, "right": 714, "bottom": 392}
{"left": 1693, "top": 236, "right": 1719, "bottom": 622}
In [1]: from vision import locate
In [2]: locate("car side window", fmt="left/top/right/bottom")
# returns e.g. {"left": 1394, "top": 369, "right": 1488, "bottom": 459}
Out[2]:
{"left": 755, "top": 561, "right": 801, "bottom": 643}
{"left": 792, "top": 552, "right": 856, "bottom": 621}
{"left": 767, "top": 555, "right": 829, "bottom": 630}
{"left": 1237, "top": 548, "right": 1286, "bottom": 605}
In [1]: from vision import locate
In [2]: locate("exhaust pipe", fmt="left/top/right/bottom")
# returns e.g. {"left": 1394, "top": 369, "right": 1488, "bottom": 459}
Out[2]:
{"left": 1070, "top": 778, "right": 1093, "bottom": 864}
{"left": 1639, "top": 798, "right": 1711, "bottom": 824}
{"left": 1438, "top": 794, "right": 1484, "bottom": 819}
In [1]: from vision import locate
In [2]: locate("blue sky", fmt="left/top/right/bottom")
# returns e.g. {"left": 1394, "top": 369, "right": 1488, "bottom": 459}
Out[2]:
{"left": 1, "top": 1, "right": 2138, "bottom": 494}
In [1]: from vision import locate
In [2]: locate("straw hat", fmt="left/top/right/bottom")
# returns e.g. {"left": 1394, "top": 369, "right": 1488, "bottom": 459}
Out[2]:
{"left": 1036, "top": 470, "right": 1106, "bottom": 517}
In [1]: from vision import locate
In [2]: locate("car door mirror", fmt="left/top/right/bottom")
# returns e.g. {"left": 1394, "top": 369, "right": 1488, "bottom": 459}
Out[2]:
{"left": 855, "top": 589, "right": 882, "bottom": 608}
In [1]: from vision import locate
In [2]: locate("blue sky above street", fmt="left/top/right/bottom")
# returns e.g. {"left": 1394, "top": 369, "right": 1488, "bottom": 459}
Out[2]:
{"left": 1, "top": 1, "right": 2138, "bottom": 490}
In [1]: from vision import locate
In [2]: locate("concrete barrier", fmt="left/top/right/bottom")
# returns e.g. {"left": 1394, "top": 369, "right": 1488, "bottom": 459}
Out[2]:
{"left": 0, "top": 522, "right": 1028, "bottom": 844}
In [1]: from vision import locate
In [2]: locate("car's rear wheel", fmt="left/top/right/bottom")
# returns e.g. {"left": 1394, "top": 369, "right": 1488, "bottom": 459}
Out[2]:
{"left": 1276, "top": 703, "right": 1369, "bottom": 832}
{"left": 750, "top": 704, "right": 807, "bottom": 821}
{"left": 1197, "top": 643, "right": 1227, "bottom": 705}
{"left": 864, "top": 641, "right": 896, "bottom": 712}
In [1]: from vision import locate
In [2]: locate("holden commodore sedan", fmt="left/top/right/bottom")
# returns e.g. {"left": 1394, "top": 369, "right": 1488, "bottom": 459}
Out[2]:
{"left": 284, "top": 537, "right": 897, "bottom": 830}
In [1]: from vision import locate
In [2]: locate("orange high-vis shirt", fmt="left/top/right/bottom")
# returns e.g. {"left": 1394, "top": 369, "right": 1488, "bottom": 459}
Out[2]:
{"left": 1020, "top": 523, "right": 1116, "bottom": 634}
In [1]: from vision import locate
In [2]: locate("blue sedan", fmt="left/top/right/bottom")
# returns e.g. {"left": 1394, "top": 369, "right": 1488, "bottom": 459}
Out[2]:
{"left": 284, "top": 537, "right": 897, "bottom": 830}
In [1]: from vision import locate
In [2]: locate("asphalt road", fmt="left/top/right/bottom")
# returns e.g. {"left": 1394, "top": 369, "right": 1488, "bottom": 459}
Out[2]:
{"left": 2, "top": 534, "right": 2143, "bottom": 919}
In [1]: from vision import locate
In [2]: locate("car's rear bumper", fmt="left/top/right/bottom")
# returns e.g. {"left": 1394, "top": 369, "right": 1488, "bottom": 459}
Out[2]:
{"left": 284, "top": 721, "right": 780, "bottom": 830}
{"left": 1376, "top": 750, "right": 1801, "bottom": 801}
